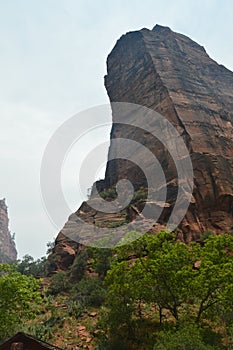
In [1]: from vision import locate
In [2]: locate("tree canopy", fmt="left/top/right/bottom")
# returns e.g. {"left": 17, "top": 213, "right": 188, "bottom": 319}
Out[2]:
{"left": 105, "top": 231, "right": 233, "bottom": 336}
{"left": 0, "top": 263, "right": 42, "bottom": 340}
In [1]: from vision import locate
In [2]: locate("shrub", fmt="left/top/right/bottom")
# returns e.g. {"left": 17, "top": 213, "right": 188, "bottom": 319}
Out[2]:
{"left": 69, "top": 251, "right": 88, "bottom": 282}
{"left": 99, "top": 188, "right": 117, "bottom": 200}
{"left": 91, "top": 248, "right": 112, "bottom": 279}
{"left": 131, "top": 189, "right": 148, "bottom": 203}
{"left": 154, "top": 325, "right": 220, "bottom": 350}
{"left": 200, "top": 230, "right": 214, "bottom": 242}
{"left": 67, "top": 300, "right": 85, "bottom": 319}
{"left": 72, "top": 277, "right": 106, "bottom": 307}
{"left": 47, "top": 271, "right": 68, "bottom": 295}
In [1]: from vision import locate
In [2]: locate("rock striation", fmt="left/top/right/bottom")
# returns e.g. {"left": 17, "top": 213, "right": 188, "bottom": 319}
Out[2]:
{"left": 50, "top": 25, "right": 233, "bottom": 269}
{"left": 0, "top": 199, "right": 17, "bottom": 262}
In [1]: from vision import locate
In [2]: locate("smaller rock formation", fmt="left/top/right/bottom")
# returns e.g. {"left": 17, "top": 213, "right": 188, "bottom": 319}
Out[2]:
{"left": 0, "top": 198, "right": 17, "bottom": 262}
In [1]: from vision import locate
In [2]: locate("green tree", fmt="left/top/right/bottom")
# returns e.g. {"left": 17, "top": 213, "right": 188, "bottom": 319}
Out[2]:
{"left": 0, "top": 263, "right": 42, "bottom": 340}
{"left": 17, "top": 254, "right": 46, "bottom": 277}
{"left": 143, "top": 234, "right": 195, "bottom": 324}
{"left": 105, "top": 258, "right": 147, "bottom": 338}
{"left": 191, "top": 233, "right": 233, "bottom": 323}
{"left": 98, "top": 231, "right": 233, "bottom": 349}
{"left": 107, "top": 231, "right": 195, "bottom": 325}
{"left": 89, "top": 247, "right": 112, "bottom": 279}
{"left": 105, "top": 261, "right": 134, "bottom": 337}
{"left": 46, "top": 240, "right": 55, "bottom": 254}
{"left": 105, "top": 231, "right": 233, "bottom": 329}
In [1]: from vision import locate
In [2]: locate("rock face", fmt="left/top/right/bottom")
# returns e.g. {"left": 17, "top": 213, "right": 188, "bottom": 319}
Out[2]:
{"left": 47, "top": 232, "right": 79, "bottom": 272}
{"left": 0, "top": 199, "right": 17, "bottom": 262}
{"left": 103, "top": 24, "right": 233, "bottom": 237}
{"left": 50, "top": 25, "right": 233, "bottom": 268}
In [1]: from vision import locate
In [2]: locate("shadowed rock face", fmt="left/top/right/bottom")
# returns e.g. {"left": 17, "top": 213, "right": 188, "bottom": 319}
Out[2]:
{"left": 104, "top": 24, "right": 233, "bottom": 237}
{"left": 0, "top": 199, "right": 17, "bottom": 262}
{"left": 51, "top": 25, "right": 233, "bottom": 269}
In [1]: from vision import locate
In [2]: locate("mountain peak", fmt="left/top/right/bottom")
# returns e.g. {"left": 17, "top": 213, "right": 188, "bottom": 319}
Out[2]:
{"left": 152, "top": 24, "right": 172, "bottom": 32}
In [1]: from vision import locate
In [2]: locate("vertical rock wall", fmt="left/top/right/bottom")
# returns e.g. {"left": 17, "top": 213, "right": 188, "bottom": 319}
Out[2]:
{"left": 0, "top": 199, "right": 17, "bottom": 262}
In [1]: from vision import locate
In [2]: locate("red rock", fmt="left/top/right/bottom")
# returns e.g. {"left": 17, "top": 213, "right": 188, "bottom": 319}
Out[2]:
{"left": 51, "top": 25, "right": 233, "bottom": 267}
{"left": 103, "top": 24, "right": 233, "bottom": 239}
{"left": 0, "top": 199, "right": 17, "bottom": 262}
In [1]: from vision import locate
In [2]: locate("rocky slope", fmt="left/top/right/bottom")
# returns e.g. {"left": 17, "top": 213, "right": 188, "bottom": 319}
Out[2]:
{"left": 0, "top": 199, "right": 17, "bottom": 262}
{"left": 50, "top": 25, "right": 233, "bottom": 269}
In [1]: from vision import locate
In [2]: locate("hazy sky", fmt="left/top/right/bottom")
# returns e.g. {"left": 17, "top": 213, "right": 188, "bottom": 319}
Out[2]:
{"left": 0, "top": 0, "right": 232, "bottom": 259}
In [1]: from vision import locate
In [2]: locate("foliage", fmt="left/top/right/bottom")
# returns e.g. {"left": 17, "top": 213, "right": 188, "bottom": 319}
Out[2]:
{"left": 17, "top": 254, "right": 47, "bottom": 277}
{"left": 116, "top": 230, "right": 144, "bottom": 247}
{"left": 68, "top": 250, "right": 88, "bottom": 282}
{"left": 7, "top": 231, "right": 233, "bottom": 349}
{"left": 47, "top": 271, "right": 68, "bottom": 295}
{"left": 67, "top": 300, "right": 85, "bottom": 319}
{"left": 24, "top": 296, "right": 65, "bottom": 341}
{"left": 0, "top": 263, "right": 42, "bottom": 340}
{"left": 154, "top": 325, "right": 220, "bottom": 350}
{"left": 106, "top": 220, "right": 125, "bottom": 228}
{"left": 191, "top": 233, "right": 233, "bottom": 322}
{"left": 45, "top": 254, "right": 59, "bottom": 276}
{"left": 46, "top": 240, "right": 56, "bottom": 254}
{"left": 144, "top": 234, "right": 195, "bottom": 323}
{"left": 99, "top": 188, "right": 117, "bottom": 200}
{"left": 200, "top": 230, "right": 214, "bottom": 243}
{"left": 89, "top": 247, "right": 112, "bottom": 279}
{"left": 106, "top": 231, "right": 195, "bottom": 326}
{"left": 71, "top": 277, "right": 107, "bottom": 307}
{"left": 104, "top": 260, "right": 137, "bottom": 336}
{"left": 103, "top": 231, "right": 233, "bottom": 347}
{"left": 131, "top": 188, "right": 148, "bottom": 203}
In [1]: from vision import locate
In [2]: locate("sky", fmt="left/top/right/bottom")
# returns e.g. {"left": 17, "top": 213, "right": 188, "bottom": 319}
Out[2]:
{"left": 0, "top": 0, "right": 232, "bottom": 259}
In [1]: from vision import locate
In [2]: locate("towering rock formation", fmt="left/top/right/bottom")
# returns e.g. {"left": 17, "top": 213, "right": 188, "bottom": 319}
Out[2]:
{"left": 103, "top": 24, "right": 233, "bottom": 236}
{"left": 50, "top": 25, "right": 233, "bottom": 269}
{"left": 0, "top": 199, "right": 17, "bottom": 262}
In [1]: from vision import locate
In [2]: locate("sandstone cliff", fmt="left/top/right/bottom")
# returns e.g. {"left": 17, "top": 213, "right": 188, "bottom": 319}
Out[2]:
{"left": 50, "top": 25, "right": 233, "bottom": 270}
{"left": 0, "top": 199, "right": 17, "bottom": 262}
{"left": 103, "top": 24, "right": 233, "bottom": 237}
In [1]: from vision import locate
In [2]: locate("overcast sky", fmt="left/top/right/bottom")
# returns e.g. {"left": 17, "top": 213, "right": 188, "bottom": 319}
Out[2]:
{"left": 0, "top": 0, "right": 232, "bottom": 259}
